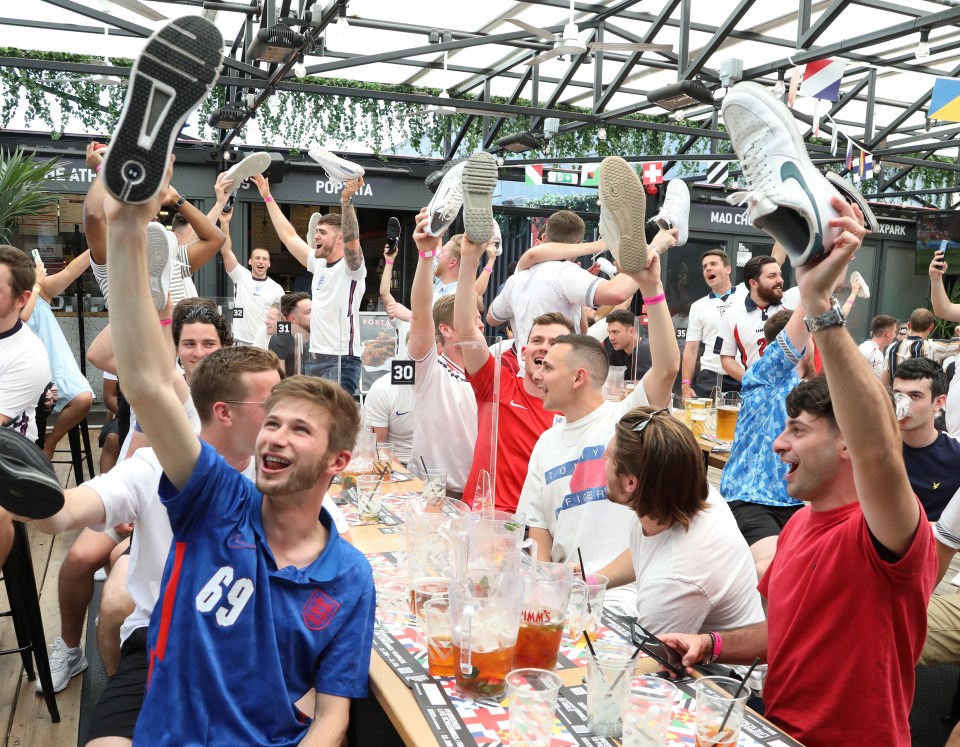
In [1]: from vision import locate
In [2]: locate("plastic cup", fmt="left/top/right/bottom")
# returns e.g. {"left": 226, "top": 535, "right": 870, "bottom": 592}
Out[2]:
{"left": 586, "top": 640, "right": 635, "bottom": 737}
{"left": 424, "top": 597, "right": 454, "bottom": 677}
{"left": 357, "top": 475, "right": 383, "bottom": 523}
{"left": 694, "top": 676, "right": 751, "bottom": 746}
{"left": 507, "top": 668, "right": 562, "bottom": 746}
{"left": 622, "top": 675, "right": 678, "bottom": 747}
{"left": 567, "top": 574, "right": 608, "bottom": 641}
{"left": 374, "top": 441, "right": 394, "bottom": 477}
{"left": 412, "top": 577, "right": 450, "bottom": 648}
{"left": 373, "top": 569, "right": 413, "bottom": 626}
{"left": 424, "top": 469, "right": 448, "bottom": 505}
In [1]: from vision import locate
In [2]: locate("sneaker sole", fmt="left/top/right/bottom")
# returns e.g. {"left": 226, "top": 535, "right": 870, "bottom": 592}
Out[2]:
{"left": 723, "top": 82, "right": 841, "bottom": 266}
{"left": 102, "top": 16, "right": 223, "bottom": 204}
{"left": 223, "top": 152, "right": 272, "bottom": 192}
{"left": 461, "top": 153, "right": 498, "bottom": 244}
{"left": 824, "top": 171, "right": 880, "bottom": 234}
{"left": 0, "top": 431, "right": 64, "bottom": 520}
{"left": 146, "top": 223, "right": 172, "bottom": 311}
{"left": 599, "top": 157, "right": 647, "bottom": 273}
{"left": 308, "top": 150, "right": 364, "bottom": 184}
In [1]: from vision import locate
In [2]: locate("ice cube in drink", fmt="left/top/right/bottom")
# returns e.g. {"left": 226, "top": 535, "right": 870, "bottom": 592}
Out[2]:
{"left": 452, "top": 644, "right": 516, "bottom": 699}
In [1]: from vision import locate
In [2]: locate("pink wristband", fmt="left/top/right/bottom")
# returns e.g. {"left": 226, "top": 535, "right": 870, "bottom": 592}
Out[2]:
{"left": 264, "top": 195, "right": 273, "bottom": 203}
{"left": 95, "top": 165, "right": 101, "bottom": 174}
{"left": 160, "top": 318, "right": 173, "bottom": 327}
{"left": 419, "top": 250, "right": 436, "bottom": 259}
{"left": 384, "top": 259, "right": 394, "bottom": 265}
{"left": 681, "top": 379, "right": 691, "bottom": 385}
{"left": 483, "top": 266, "right": 493, "bottom": 273}
{"left": 643, "top": 292, "right": 666, "bottom": 305}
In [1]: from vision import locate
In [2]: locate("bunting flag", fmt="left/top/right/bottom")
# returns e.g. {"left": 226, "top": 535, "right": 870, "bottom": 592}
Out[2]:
{"left": 580, "top": 162, "right": 601, "bottom": 187}
{"left": 929, "top": 78, "right": 960, "bottom": 123}
{"left": 829, "top": 125, "right": 838, "bottom": 156}
{"left": 845, "top": 140, "right": 854, "bottom": 171}
{"left": 787, "top": 65, "right": 802, "bottom": 108}
{"left": 801, "top": 59, "right": 846, "bottom": 102}
{"left": 851, "top": 151, "right": 873, "bottom": 182}
{"left": 524, "top": 164, "right": 543, "bottom": 186}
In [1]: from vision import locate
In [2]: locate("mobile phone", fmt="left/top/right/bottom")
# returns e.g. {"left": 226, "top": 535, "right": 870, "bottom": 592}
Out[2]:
{"left": 632, "top": 622, "right": 687, "bottom": 678}
{"left": 31, "top": 249, "right": 42, "bottom": 264}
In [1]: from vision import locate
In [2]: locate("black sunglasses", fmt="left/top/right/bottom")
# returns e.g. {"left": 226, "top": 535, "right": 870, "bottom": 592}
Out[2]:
{"left": 632, "top": 621, "right": 688, "bottom": 679}
{"left": 629, "top": 408, "right": 670, "bottom": 436}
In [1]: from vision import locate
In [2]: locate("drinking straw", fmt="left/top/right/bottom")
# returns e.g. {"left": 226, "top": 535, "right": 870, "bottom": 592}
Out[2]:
{"left": 577, "top": 548, "right": 592, "bottom": 616}
{"left": 609, "top": 644, "right": 643, "bottom": 692}
{"left": 718, "top": 657, "right": 761, "bottom": 733}
{"left": 366, "top": 465, "right": 389, "bottom": 504}
{"left": 419, "top": 456, "right": 428, "bottom": 475}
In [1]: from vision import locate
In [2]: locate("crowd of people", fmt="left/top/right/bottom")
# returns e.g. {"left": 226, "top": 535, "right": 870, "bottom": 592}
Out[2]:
{"left": 0, "top": 15, "right": 958, "bottom": 747}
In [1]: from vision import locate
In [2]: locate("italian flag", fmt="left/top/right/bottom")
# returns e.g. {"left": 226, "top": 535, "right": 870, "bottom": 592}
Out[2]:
{"left": 525, "top": 165, "right": 543, "bottom": 186}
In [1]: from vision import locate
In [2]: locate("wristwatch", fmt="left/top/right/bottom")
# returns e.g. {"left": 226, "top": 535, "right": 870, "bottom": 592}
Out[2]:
{"left": 171, "top": 196, "right": 186, "bottom": 213}
{"left": 803, "top": 297, "right": 846, "bottom": 333}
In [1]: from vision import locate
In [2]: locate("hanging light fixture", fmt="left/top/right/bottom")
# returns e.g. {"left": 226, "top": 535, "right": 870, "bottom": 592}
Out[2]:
{"left": 773, "top": 69, "right": 786, "bottom": 97}
{"left": 916, "top": 28, "right": 931, "bottom": 60}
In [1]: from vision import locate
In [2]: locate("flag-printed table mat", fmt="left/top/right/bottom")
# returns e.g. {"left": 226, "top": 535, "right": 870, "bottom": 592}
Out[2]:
{"left": 365, "top": 554, "right": 799, "bottom": 747}
{"left": 335, "top": 488, "right": 420, "bottom": 526}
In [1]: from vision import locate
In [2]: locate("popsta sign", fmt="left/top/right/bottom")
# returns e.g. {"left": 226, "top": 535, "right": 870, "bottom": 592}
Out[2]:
{"left": 315, "top": 179, "right": 374, "bottom": 197}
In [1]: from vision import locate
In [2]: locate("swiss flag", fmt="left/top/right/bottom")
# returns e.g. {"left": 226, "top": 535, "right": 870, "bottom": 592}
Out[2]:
{"left": 642, "top": 161, "right": 663, "bottom": 185}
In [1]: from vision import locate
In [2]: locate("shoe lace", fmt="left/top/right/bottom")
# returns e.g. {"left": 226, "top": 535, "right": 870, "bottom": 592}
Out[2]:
{"left": 727, "top": 130, "right": 777, "bottom": 211}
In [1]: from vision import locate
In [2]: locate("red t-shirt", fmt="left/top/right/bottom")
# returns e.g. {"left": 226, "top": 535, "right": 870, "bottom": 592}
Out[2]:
{"left": 758, "top": 499, "right": 936, "bottom": 747}
{"left": 463, "top": 354, "right": 561, "bottom": 513}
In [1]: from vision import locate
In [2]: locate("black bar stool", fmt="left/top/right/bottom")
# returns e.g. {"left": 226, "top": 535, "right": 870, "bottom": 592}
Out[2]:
{"left": 0, "top": 522, "right": 60, "bottom": 722}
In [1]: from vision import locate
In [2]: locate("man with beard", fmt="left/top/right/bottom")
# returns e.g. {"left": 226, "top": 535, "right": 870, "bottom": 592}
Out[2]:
{"left": 718, "top": 255, "right": 798, "bottom": 382}
{"left": 252, "top": 173, "right": 366, "bottom": 394}
{"left": 106, "top": 159, "right": 374, "bottom": 746}
{"left": 681, "top": 249, "right": 746, "bottom": 398}
{"left": 454, "top": 234, "right": 574, "bottom": 512}
{"left": 269, "top": 292, "right": 312, "bottom": 376}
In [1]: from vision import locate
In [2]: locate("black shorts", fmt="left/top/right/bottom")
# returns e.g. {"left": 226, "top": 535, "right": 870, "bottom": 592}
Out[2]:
{"left": 727, "top": 500, "right": 803, "bottom": 547}
{"left": 84, "top": 627, "right": 148, "bottom": 743}
{"left": 98, "top": 418, "right": 120, "bottom": 448}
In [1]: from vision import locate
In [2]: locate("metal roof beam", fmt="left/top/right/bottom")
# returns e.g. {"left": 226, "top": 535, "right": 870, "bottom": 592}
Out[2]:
{"left": 868, "top": 59, "right": 960, "bottom": 148}
{"left": 682, "top": 0, "right": 756, "bottom": 81}
{"left": 483, "top": 67, "right": 533, "bottom": 150}
{"left": 799, "top": 0, "right": 851, "bottom": 48}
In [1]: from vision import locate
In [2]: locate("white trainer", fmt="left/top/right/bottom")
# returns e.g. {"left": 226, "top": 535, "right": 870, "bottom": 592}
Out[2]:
{"left": 425, "top": 160, "right": 466, "bottom": 238}
{"left": 461, "top": 152, "right": 498, "bottom": 244}
{"left": 599, "top": 156, "right": 648, "bottom": 273}
{"left": 850, "top": 270, "right": 870, "bottom": 299}
{"left": 305, "top": 212, "right": 321, "bottom": 249}
{"left": 652, "top": 179, "right": 690, "bottom": 246}
{"left": 223, "top": 152, "right": 271, "bottom": 192}
{"left": 40, "top": 637, "right": 87, "bottom": 693}
{"left": 308, "top": 147, "right": 365, "bottom": 185}
{"left": 721, "top": 81, "right": 841, "bottom": 267}
{"left": 146, "top": 222, "right": 173, "bottom": 312}
{"left": 824, "top": 171, "right": 880, "bottom": 234}
{"left": 490, "top": 219, "right": 503, "bottom": 256}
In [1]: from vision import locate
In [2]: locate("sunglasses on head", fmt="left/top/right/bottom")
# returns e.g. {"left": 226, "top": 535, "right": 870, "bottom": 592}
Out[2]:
{"left": 629, "top": 408, "right": 670, "bottom": 436}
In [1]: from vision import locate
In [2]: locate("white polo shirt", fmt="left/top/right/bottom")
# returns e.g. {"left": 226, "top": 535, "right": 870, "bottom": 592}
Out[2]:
{"left": 307, "top": 254, "right": 366, "bottom": 357}
{"left": 686, "top": 284, "right": 747, "bottom": 374}
{"left": 227, "top": 266, "right": 284, "bottom": 345}
{"left": 718, "top": 287, "right": 799, "bottom": 369}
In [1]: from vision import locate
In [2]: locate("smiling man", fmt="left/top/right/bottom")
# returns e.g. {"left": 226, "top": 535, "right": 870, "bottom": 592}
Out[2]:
{"left": 220, "top": 226, "right": 284, "bottom": 347}
{"left": 106, "top": 158, "right": 374, "bottom": 746}
{"left": 454, "top": 234, "right": 574, "bottom": 512}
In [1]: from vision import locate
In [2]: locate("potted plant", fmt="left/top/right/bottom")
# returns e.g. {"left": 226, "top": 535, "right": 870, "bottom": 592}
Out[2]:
{"left": 0, "top": 147, "right": 61, "bottom": 244}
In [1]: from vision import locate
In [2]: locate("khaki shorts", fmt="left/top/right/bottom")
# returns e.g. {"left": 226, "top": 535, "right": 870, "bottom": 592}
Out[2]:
{"left": 921, "top": 593, "right": 960, "bottom": 667}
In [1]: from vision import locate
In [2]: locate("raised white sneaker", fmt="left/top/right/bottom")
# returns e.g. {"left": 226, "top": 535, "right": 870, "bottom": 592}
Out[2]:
{"left": 146, "top": 222, "right": 172, "bottom": 311}
{"left": 40, "top": 637, "right": 87, "bottom": 693}
{"left": 305, "top": 212, "right": 321, "bottom": 249}
{"left": 490, "top": 219, "right": 503, "bottom": 256}
{"left": 461, "top": 152, "right": 498, "bottom": 244}
{"left": 652, "top": 179, "right": 690, "bottom": 246}
{"left": 599, "top": 156, "right": 648, "bottom": 273}
{"left": 425, "top": 160, "right": 466, "bottom": 238}
{"left": 308, "top": 148, "right": 364, "bottom": 185}
{"left": 850, "top": 270, "right": 870, "bottom": 299}
{"left": 824, "top": 171, "right": 880, "bottom": 234}
{"left": 223, "top": 152, "right": 271, "bottom": 192}
{"left": 721, "top": 81, "right": 841, "bottom": 267}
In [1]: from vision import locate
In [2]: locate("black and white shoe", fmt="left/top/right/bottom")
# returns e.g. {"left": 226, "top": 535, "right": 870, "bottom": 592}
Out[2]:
{"left": 425, "top": 158, "right": 466, "bottom": 194}
{"left": 824, "top": 171, "right": 880, "bottom": 234}
{"left": 102, "top": 16, "right": 224, "bottom": 204}
{"left": 0, "top": 429, "right": 63, "bottom": 520}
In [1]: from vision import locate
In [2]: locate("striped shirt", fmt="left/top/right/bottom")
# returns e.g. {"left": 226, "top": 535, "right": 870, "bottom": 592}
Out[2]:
{"left": 884, "top": 336, "right": 960, "bottom": 381}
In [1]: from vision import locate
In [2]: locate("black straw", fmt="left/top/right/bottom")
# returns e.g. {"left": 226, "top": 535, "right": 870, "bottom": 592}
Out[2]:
{"left": 609, "top": 644, "right": 643, "bottom": 692}
{"left": 577, "top": 548, "right": 593, "bottom": 616}
{"left": 419, "top": 455, "right": 428, "bottom": 475}
{"left": 717, "top": 657, "right": 760, "bottom": 734}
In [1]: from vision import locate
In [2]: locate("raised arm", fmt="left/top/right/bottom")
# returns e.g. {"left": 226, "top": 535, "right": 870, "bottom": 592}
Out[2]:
{"left": 473, "top": 245, "right": 497, "bottom": 298}
{"left": 176, "top": 172, "right": 232, "bottom": 245}
{"left": 218, "top": 200, "right": 239, "bottom": 274}
{"left": 930, "top": 251, "right": 960, "bottom": 322}
{"left": 104, "top": 158, "right": 200, "bottom": 489}
{"left": 515, "top": 239, "right": 604, "bottom": 272}
{"left": 455, "top": 236, "right": 492, "bottom": 376}
{"left": 799, "top": 196, "right": 918, "bottom": 557}
{"left": 251, "top": 174, "right": 311, "bottom": 267}
{"left": 840, "top": 277, "right": 860, "bottom": 318}
{"left": 20, "top": 260, "right": 46, "bottom": 323}
{"left": 163, "top": 184, "right": 225, "bottom": 273}
{"left": 41, "top": 250, "right": 91, "bottom": 301}
{"left": 339, "top": 177, "right": 364, "bottom": 273}
{"left": 379, "top": 243, "right": 412, "bottom": 322}
{"left": 408, "top": 208, "right": 441, "bottom": 360}
{"left": 83, "top": 142, "right": 108, "bottom": 265}
{"left": 625, "top": 229, "right": 680, "bottom": 408}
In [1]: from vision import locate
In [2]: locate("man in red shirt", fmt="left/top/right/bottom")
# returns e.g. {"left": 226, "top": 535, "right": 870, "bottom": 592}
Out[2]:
{"left": 454, "top": 236, "right": 574, "bottom": 512}
{"left": 661, "top": 196, "right": 937, "bottom": 747}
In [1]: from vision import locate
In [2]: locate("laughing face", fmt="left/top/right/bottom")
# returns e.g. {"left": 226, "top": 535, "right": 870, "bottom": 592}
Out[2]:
{"left": 255, "top": 399, "right": 335, "bottom": 496}
{"left": 773, "top": 410, "right": 845, "bottom": 501}
{"left": 522, "top": 323, "right": 572, "bottom": 388}
{"left": 249, "top": 248, "right": 271, "bottom": 279}
{"left": 532, "top": 343, "right": 577, "bottom": 412}
{"left": 701, "top": 255, "right": 731, "bottom": 292}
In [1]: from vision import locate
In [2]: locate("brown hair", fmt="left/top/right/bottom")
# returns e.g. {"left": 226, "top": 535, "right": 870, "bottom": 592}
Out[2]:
{"left": 909, "top": 308, "right": 935, "bottom": 333}
{"left": 280, "top": 292, "right": 310, "bottom": 319}
{"left": 870, "top": 314, "right": 898, "bottom": 337}
{"left": 265, "top": 375, "right": 360, "bottom": 456}
{"left": 742, "top": 255, "right": 776, "bottom": 286}
{"left": 432, "top": 293, "right": 481, "bottom": 344}
{"left": 529, "top": 311, "right": 576, "bottom": 340}
{"left": 785, "top": 375, "right": 837, "bottom": 430}
{"left": 250, "top": 246, "right": 271, "bottom": 259}
{"left": 190, "top": 346, "right": 280, "bottom": 424}
{"left": 171, "top": 213, "right": 189, "bottom": 232}
{"left": 701, "top": 249, "right": 730, "bottom": 267}
{"left": 0, "top": 245, "right": 36, "bottom": 298}
{"left": 172, "top": 298, "right": 233, "bottom": 348}
{"left": 544, "top": 210, "right": 585, "bottom": 244}
{"left": 606, "top": 309, "right": 636, "bottom": 329}
{"left": 763, "top": 309, "right": 793, "bottom": 344}
{"left": 448, "top": 234, "right": 463, "bottom": 263}
{"left": 554, "top": 334, "right": 608, "bottom": 387}
{"left": 318, "top": 213, "right": 342, "bottom": 230}
{"left": 612, "top": 407, "right": 708, "bottom": 528}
